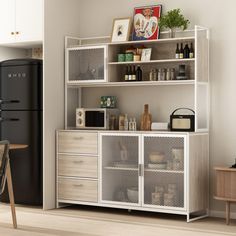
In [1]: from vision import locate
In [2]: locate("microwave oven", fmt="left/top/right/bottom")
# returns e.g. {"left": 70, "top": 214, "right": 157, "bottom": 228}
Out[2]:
{"left": 76, "top": 108, "right": 119, "bottom": 129}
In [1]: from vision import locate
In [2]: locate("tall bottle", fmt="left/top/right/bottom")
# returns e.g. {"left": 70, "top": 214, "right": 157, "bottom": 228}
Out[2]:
{"left": 124, "top": 66, "right": 129, "bottom": 81}
{"left": 189, "top": 43, "right": 194, "bottom": 58}
{"left": 124, "top": 114, "right": 129, "bottom": 130}
{"left": 136, "top": 65, "right": 142, "bottom": 81}
{"left": 179, "top": 43, "right": 184, "bottom": 59}
{"left": 132, "top": 66, "right": 136, "bottom": 81}
{"left": 183, "top": 44, "right": 190, "bottom": 58}
{"left": 128, "top": 66, "right": 132, "bottom": 81}
{"left": 140, "top": 104, "right": 152, "bottom": 131}
{"left": 175, "top": 43, "right": 180, "bottom": 59}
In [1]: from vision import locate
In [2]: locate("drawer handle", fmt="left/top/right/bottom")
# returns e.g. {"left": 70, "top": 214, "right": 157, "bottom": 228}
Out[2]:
{"left": 73, "top": 160, "right": 84, "bottom": 164}
{"left": 73, "top": 137, "right": 84, "bottom": 140}
{"left": 73, "top": 184, "right": 83, "bottom": 188}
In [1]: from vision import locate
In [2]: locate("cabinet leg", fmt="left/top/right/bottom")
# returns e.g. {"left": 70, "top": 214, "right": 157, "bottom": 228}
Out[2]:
{"left": 226, "top": 201, "right": 230, "bottom": 225}
{"left": 6, "top": 162, "right": 17, "bottom": 229}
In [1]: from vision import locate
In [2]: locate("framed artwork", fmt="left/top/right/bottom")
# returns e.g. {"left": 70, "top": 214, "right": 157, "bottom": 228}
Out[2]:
{"left": 132, "top": 5, "right": 162, "bottom": 41}
{"left": 111, "top": 18, "right": 131, "bottom": 42}
{"left": 141, "top": 48, "right": 152, "bottom": 61}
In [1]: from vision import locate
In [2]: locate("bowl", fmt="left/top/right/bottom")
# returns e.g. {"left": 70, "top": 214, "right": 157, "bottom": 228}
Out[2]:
{"left": 127, "top": 187, "right": 138, "bottom": 203}
{"left": 149, "top": 152, "right": 165, "bottom": 163}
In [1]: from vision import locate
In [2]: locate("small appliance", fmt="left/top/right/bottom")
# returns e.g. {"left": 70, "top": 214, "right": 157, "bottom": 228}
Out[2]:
{"left": 170, "top": 108, "right": 195, "bottom": 132}
{"left": 76, "top": 108, "right": 119, "bottom": 129}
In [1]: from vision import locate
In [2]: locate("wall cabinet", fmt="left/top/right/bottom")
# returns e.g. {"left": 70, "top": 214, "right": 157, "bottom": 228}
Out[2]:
{"left": 57, "top": 130, "right": 209, "bottom": 222}
{"left": 0, "top": 0, "right": 43, "bottom": 45}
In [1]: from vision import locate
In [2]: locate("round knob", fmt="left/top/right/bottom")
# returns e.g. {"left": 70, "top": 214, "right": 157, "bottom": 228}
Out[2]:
{"left": 16, "top": 31, "right": 20, "bottom": 35}
{"left": 11, "top": 32, "right": 15, "bottom": 35}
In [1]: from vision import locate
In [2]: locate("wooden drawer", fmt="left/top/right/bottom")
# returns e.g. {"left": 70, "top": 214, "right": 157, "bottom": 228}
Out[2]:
{"left": 58, "top": 154, "right": 98, "bottom": 178}
{"left": 58, "top": 178, "right": 98, "bottom": 202}
{"left": 58, "top": 131, "right": 98, "bottom": 154}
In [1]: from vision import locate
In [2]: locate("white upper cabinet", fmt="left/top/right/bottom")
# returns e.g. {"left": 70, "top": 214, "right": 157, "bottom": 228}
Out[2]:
{"left": 0, "top": 0, "right": 43, "bottom": 45}
{"left": 0, "top": 0, "right": 15, "bottom": 43}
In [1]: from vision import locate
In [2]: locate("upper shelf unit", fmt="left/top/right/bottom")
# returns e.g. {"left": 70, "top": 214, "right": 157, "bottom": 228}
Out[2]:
{"left": 65, "top": 26, "right": 209, "bottom": 86}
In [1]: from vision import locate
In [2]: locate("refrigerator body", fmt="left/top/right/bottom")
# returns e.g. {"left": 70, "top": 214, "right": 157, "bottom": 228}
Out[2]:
{"left": 0, "top": 59, "right": 42, "bottom": 205}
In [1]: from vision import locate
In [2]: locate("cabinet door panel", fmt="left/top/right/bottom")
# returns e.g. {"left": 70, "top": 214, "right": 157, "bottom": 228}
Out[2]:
{"left": 143, "top": 135, "right": 186, "bottom": 210}
{"left": 0, "top": 0, "right": 15, "bottom": 43}
{"left": 101, "top": 134, "right": 141, "bottom": 205}
{"left": 15, "top": 0, "right": 43, "bottom": 42}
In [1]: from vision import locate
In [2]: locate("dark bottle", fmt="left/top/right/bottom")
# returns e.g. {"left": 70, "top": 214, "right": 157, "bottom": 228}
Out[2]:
{"left": 183, "top": 44, "right": 190, "bottom": 58}
{"left": 128, "top": 66, "right": 132, "bottom": 81}
{"left": 189, "top": 42, "right": 194, "bottom": 58}
{"left": 124, "top": 66, "right": 129, "bottom": 81}
{"left": 136, "top": 65, "right": 142, "bottom": 81}
{"left": 179, "top": 43, "right": 184, "bottom": 59}
{"left": 132, "top": 66, "right": 136, "bottom": 81}
{"left": 175, "top": 43, "right": 180, "bottom": 59}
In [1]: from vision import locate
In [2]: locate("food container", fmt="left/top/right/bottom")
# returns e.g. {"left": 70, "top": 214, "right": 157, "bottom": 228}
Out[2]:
{"left": 118, "top": 54, "right": 125, "bottom": 62}
{"left": 152, "top": 192, "right": 163, "bottom": 205}
{"left": 127, "top": 187, "right": 138, "bottom": 203}
{"left": 149, "top": 152, "right": 165, "bottom": 163}
{"left": 125, "top": 53, "right": 134, "bottom": 62}
{"left": 133, "top": 54, "right": 141, "bottom": 62}
{"left": 164, "top": 193, "right": 175, "bottom": 206}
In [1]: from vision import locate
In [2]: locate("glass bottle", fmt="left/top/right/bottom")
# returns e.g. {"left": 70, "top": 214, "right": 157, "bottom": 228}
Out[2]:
{"left": 175, "top": 43, "right": 180, "bottom": 59}
{"left": 136, "top": 65, "right": 142, "bottom": 81}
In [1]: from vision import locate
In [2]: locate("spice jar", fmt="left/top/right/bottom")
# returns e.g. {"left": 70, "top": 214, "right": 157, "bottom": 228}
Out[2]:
{"left": 170, "top": 68, "right": 175, "bottom": 80}
{"left": 149, "top": 69, "right": 157, "bottom": 81}
{"left": 166, "top": 68, "right": 171, "bottom": 80}
{"left": 157, "top": 68, "right": 166, "bottom": 81}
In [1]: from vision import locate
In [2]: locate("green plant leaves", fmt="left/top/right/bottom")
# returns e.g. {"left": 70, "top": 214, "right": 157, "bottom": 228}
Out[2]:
{"left": 159, "top": 8, "right": 190, "bottom": 31}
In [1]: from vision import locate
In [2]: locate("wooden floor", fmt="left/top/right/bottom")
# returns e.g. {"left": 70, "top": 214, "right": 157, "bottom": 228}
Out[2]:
{"left": 0, "top": 204, "right": 235, "bottom": 236}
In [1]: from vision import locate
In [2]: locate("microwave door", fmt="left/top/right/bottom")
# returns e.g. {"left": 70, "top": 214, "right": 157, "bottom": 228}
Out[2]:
{"left": 85, "top": 111, "right": 104, "bottom": 128}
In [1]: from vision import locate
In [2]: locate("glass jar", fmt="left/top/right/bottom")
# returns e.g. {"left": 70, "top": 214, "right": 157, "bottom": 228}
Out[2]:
{"left": 157, "top": 68, "right": 166, "bottom": 81}
{"left": 166, "top": 68, "right": 171, "bottom": 80}
{"left": 170, "top": 68, "right": 176, "bottom": 80}
{"left": 149, "top": 69, "right": 157, "bottom": 81}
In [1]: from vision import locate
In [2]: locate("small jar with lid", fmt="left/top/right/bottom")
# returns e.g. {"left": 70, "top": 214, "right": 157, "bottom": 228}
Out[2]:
{"left": 170, "top": 68, "right": 175, "bottom": 80}
{"left": 166, "top": 68, "right": 171, "bottom": 80}
{"left": 149, "top": 69, "right": 157, "bottom": 81}
{"left": 157, "top": 68, "right": 166, "bottom": 81}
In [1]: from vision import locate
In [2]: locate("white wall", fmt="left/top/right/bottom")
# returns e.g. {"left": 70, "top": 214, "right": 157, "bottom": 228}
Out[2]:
{"left": 77, "top": 0, "right": 236, "bottom": 215}
{"left": 43, "top": 0, "right": 80, "bottom": 209}
{"left": 0, "top": 46, "right": 27, "bottom": 61}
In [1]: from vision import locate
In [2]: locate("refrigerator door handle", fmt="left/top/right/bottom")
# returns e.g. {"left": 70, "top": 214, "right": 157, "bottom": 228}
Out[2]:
{"left": 0, "top": 99, "right": 20, "bottom": 104}
{"left": 0, "top": 117, "right": 20, "bottom": 122}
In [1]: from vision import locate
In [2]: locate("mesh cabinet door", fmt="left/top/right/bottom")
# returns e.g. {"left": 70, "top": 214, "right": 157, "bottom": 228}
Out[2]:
{"left": 67, "top": 45, "right": 107, "bottom": 83}
{"left": 100, "top": 133, "right": 141, "bottom": 205}
{"left": 143, "top": 135, "right": 186, "bottom": 210}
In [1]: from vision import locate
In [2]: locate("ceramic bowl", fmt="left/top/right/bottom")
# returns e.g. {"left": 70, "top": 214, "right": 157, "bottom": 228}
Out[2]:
{"left": 127, "top": 187, "right": 138, "bottom": 203}
{"left": 149, "top": 152, "right": 165, "bottom": 163}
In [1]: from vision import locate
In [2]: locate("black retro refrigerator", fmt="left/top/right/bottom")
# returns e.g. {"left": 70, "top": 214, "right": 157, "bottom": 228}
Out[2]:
{"left": 0, "top": 58, "right": 42, "bottom": 205}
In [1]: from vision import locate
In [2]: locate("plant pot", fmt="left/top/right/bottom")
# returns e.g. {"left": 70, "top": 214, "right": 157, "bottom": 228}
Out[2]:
{"left": 168, "top": 28, "right": 176, "bottom": 38}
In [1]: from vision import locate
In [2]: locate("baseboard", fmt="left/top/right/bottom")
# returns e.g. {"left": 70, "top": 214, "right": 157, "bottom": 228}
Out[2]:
{"left": 210, "top": 210, "right": 236, "bottom": 219}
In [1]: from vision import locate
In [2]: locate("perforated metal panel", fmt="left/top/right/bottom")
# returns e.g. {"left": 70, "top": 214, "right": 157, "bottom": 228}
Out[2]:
{"left": 101, "top": 134, "right": 140, "bottom": 204}
{"left": 143, "top": 136, "right": 185, "bottom": 208}
{"left": 68, "top": 46, "right": 106, "bottom": 82}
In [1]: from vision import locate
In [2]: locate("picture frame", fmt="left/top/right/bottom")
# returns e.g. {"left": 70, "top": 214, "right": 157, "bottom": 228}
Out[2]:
{"left": 132, "top": 5, "right": 162, "bottom": 41}
{"left": 141, "top": 48, "right": 152, "bottom": 61}
{"left": 111, "top": 18, "right": 131, "bottom": 42}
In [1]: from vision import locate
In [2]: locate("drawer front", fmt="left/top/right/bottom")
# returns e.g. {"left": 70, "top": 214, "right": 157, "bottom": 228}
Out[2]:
{"left": 58, "top": 178, "right": 98, "bottom": 202}
{"left": 58, "top": 131, "right": 98, "bottom": 154}
{"left": 58, "top": 155, "right": 98, "bottom": 178}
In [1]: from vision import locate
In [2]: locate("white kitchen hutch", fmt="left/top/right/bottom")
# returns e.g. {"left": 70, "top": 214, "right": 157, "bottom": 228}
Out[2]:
{"left": 56, "top": 26, "right": 209, "bottom": 222}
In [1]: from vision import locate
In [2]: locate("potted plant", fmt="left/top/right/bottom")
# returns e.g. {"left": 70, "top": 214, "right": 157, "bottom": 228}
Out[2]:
{"left": 158, "top": 9, "right": 190, "bottom": 38}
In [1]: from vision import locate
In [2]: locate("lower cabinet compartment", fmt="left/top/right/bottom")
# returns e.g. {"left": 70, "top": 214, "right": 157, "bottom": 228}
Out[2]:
{"left": 58, "top": 178, "right": 98, "bottom": 202}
